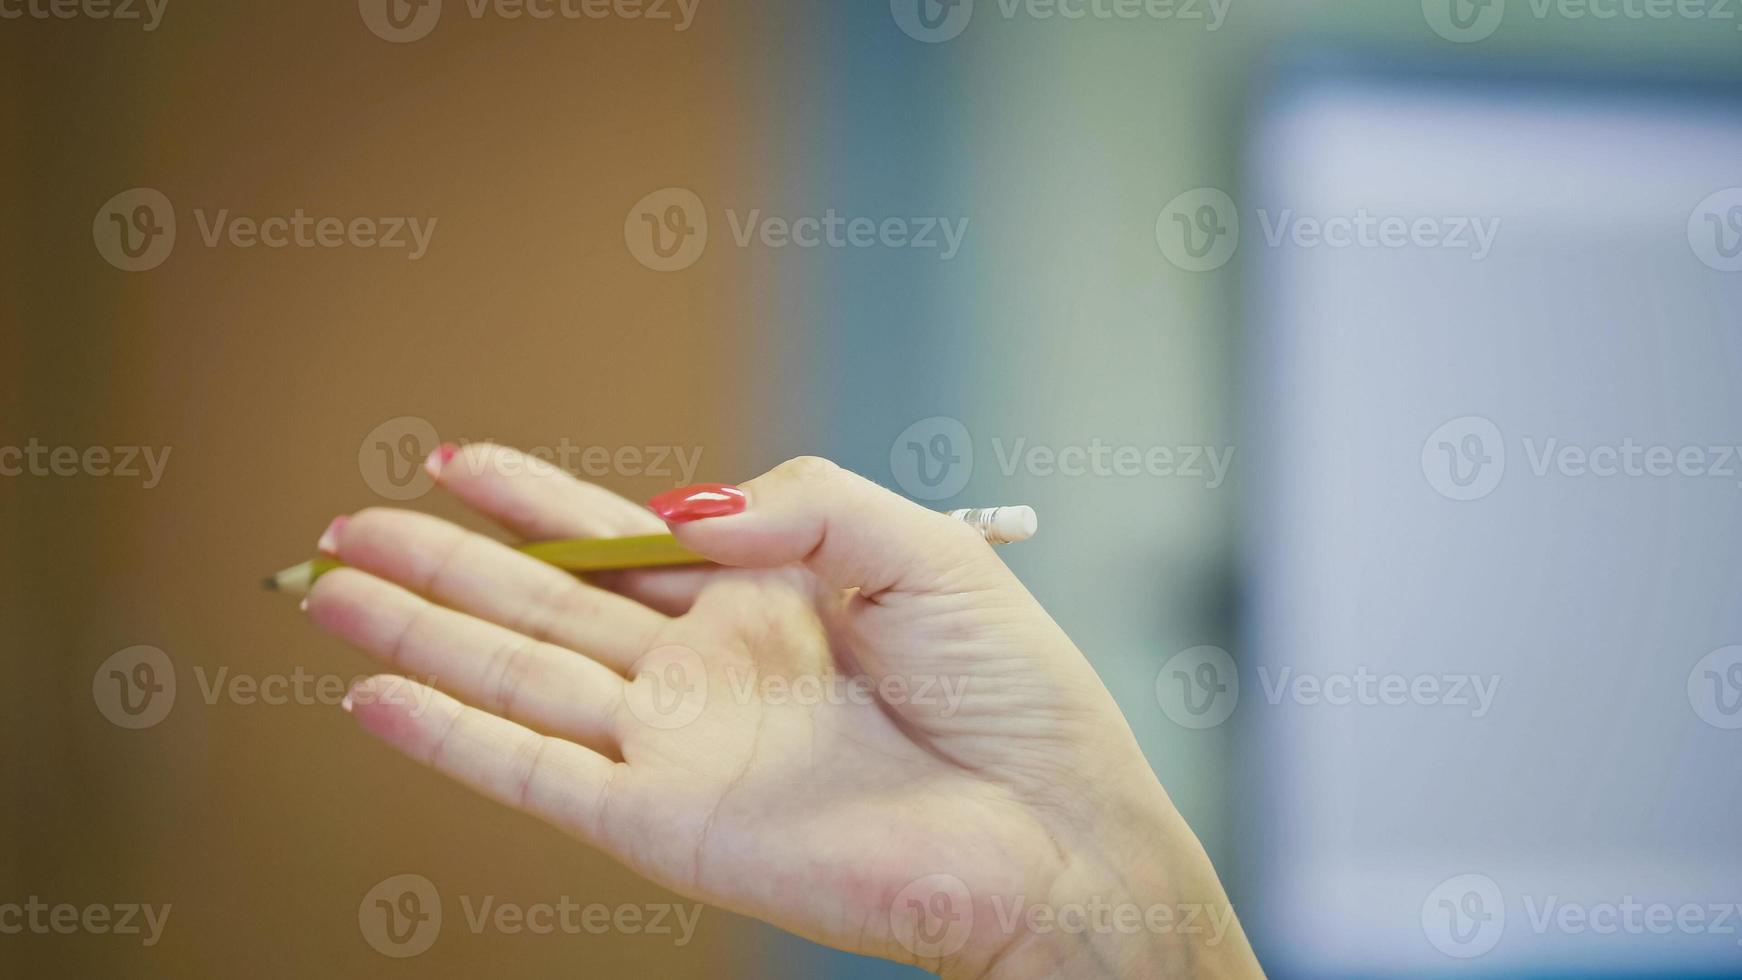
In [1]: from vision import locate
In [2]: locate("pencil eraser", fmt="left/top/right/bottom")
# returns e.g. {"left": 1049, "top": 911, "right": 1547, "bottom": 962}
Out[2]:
{"left": 992, "top": 505, "right": 1038, "bottom": 543}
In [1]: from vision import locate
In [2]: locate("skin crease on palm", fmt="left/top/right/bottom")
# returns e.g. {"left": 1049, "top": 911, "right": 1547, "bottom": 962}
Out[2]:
{"left": 306, "top": 444, "right": 1266, "bottom": 979}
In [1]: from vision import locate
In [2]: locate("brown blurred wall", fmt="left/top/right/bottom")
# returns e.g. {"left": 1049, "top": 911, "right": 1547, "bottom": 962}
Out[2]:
{"left": 5, "top": 4, "right": 775, "bottom": 976}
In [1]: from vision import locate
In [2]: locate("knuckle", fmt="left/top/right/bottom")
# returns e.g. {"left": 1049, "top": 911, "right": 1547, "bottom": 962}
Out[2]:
{"left": 775, "top": 454, "right": 842, "bottom": 485}
{"left": 937, "top": 511, "right": 998, "bottom": 561}
{"left": 938, "top": 509, "right": 989, "bottom": 545}
{"left": 488, "top": 636, "right": 539, "bottom": 717}
{"left": 510, "top": 736, "right": 548, "bottom": 809}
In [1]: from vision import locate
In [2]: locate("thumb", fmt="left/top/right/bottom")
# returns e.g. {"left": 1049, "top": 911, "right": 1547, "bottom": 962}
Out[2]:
{"left": 646, "top": 456, "right": 1011, "bottom": 600}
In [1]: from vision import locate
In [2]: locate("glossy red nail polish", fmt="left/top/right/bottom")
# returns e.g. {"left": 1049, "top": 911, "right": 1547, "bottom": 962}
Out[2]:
{"left": 647, "top": 484, "right": 746, "bottom": 524}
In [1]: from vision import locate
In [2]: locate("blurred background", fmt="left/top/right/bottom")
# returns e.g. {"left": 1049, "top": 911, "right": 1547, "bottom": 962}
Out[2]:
{"left": 5, "top": 0, "right": 1741, "bottom": 976}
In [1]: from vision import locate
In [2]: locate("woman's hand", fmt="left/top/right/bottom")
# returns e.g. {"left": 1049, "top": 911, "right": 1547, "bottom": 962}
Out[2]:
{"left": 307, "top": 444, "right": 1262, "bottom": 979}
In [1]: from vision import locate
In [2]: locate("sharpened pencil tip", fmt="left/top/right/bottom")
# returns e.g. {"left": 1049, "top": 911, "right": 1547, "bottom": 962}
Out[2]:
{"left": 261, "top": 576, "right": 279, "bottom": 591}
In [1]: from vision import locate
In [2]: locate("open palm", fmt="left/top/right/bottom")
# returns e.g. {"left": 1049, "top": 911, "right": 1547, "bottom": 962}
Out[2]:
{"left": 311, "top": 446, "right": 1259, "bottom": 978}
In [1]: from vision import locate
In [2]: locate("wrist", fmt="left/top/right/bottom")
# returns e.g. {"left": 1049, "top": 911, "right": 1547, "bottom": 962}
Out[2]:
{"left": 975, "top": 858, "right": 1258, "bottom": 980}
{"left": 968, "top": 783, "right": 1262, "bottom": 980}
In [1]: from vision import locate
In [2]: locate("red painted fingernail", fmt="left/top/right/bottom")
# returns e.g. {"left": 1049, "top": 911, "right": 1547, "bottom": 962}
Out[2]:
{"left": 647, "top": 484, "right": 746, "bottom": 524}
{"left": 424, "top": 442, "right": 458, "bottom": 480}
{"left": 317, "top": 515, "right": 350, "bottom": 556}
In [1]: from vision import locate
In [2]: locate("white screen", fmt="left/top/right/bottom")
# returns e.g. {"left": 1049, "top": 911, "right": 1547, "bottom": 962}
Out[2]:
{"left": 1239, "top": 72, "right": 1742, "bottom": 976}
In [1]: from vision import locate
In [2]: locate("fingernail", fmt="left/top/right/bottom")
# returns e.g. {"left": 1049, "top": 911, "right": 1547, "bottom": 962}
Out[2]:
{"left": 647, "top": 483, "right": 746, "bottom": 524}
{"left": 317, "top": 515, "right": 351, "bottom": 556}
{"left": 298, "top": 597, "right": 310, "bottom": 613}
{"left": 424, "top": 442, "right": 459, "bottom": 480}
{"left": 341, "top": 691, "right": 355, "bottom": 713}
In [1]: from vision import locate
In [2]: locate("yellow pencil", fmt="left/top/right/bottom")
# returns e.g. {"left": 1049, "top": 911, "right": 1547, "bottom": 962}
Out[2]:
{"left": 263, "top": 505, "right": 1036, "bottom": 599}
